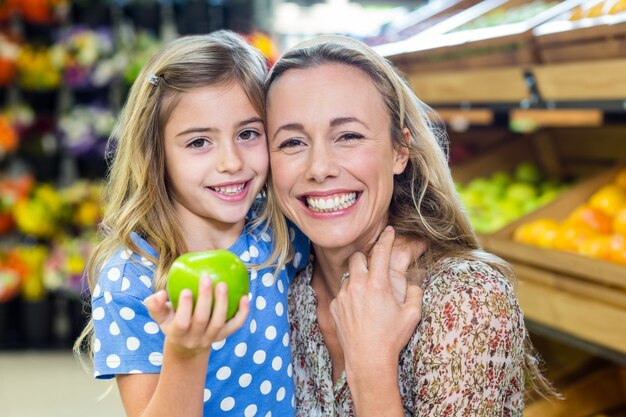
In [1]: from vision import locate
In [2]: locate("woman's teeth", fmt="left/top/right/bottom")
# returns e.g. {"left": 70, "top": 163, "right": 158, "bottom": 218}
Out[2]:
{"left": 210, "top": 183, "right": 245, "bottom": 195}
{"left": 306, "top": 192, "right": 357, "bottom": 212}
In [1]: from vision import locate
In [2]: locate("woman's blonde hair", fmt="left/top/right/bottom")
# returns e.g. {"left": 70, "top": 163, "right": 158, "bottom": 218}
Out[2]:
{"left": 74, "top": 30, "right": 271, "bottom": 358}
{"left": 264, "top": 35, "right": 558, "bottom": 399}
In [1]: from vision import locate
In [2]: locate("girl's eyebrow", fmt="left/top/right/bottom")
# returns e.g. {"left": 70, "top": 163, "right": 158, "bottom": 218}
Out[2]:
{"left": 176, "top": 117, "right": 263, "bottom": 137}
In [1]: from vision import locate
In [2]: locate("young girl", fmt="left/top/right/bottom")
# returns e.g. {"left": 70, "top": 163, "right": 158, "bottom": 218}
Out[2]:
{"left": 74, "top": 31, "right": 308, "bottom": 417}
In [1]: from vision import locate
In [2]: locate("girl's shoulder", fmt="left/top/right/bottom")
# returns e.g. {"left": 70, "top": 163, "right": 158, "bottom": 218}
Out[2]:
{"left": 94, "top": 233, "right": 157, "bottom": 299}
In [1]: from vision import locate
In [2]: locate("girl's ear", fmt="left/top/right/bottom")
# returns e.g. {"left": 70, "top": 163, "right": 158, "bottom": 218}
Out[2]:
{"left": 392, "top": 128, "right": 411, "bottom": 175}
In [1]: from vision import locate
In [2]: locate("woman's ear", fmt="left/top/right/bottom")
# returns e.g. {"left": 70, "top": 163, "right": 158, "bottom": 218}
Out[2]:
{"left": 392, "top": 128, "right": 411, "bottom": 175}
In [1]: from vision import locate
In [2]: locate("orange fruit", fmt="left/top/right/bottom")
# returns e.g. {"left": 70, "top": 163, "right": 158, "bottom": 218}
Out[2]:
{"left": 578, "top": 235, "right": 612, "bottom": 260}
{"left": 588, "top": 184, "right": 626, "bottom": 217}
{"left": 613, "top": 207, "right": 626, "bottom": 235}
{"left": 514, "top": 219, "right": 560, "bottom": 247}
{"left": 609, "top": 234, "right": 626, "bottom": 264}
{"left": 553, "top": 223, "right": 598, "bottom": 252}
{"left": 566, "top": 204, "right": 613, "bottom": 234}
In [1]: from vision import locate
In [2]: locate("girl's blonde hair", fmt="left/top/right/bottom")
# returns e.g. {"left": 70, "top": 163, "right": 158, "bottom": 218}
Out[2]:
{"left": 264, "top": 35, "right": 558, "bottom": 399}
{"left": 75, "top": 30, "right": 271, "bottom": 358}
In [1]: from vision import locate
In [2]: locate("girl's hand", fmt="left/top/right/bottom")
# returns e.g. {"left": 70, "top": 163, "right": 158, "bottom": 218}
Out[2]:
{"left": 145, "top": 276, "right": 249, "bottom": 358}
{"left": 330, "top": 226, "right": 423, "bottom": 376}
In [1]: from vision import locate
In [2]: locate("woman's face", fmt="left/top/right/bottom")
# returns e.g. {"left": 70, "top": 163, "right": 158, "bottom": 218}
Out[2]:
{"left": 267, "top": 63, "right": 408, "bottom": 251}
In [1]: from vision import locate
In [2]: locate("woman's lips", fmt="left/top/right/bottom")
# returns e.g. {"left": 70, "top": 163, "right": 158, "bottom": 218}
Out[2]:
{"left": 300, "top": 191, "right": 361, "bottom": 215}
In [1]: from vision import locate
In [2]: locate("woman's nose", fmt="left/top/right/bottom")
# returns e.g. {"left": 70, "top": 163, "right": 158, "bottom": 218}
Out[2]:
{"left": 305, "top": 142, "right": 339, "bottom": 183}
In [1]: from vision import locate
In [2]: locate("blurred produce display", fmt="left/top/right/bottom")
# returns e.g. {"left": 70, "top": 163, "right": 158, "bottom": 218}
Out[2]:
{"left": 452, "top": 0, "right": 559, "bottom": 31}
{"left": 457, "top": 162, "right": 570, "bottom": 234}
{"left": 569, "top": 0, "right": 626, "bottom": 19}
{"left": 514, "top": 168, "right": 626, "bottom": 264}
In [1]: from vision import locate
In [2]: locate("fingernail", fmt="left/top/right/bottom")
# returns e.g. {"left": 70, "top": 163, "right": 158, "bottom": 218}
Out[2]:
{"left": 385, "top": 225, "right": 394, "bottom": 232}
{"left": 201, "top": 276, "right": 211, "bottom": 288}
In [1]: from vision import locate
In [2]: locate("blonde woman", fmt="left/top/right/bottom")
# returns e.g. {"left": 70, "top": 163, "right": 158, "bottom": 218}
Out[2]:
{"left": 264, "top": 36, "right": 555, "bottom": 416}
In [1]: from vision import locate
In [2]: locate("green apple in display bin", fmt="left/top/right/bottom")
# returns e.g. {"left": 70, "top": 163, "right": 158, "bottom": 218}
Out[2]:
{"left": 166, "top": 250, "right": 249, "bottom": 320}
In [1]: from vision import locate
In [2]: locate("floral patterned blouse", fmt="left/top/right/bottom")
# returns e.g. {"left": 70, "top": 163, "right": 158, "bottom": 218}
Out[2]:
{"left": 288, "top": 257, "right": 526, "bottom": 417}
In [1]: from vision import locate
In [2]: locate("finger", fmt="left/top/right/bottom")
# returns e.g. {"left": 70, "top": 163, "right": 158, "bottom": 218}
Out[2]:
{"left": 145, "top": 290, "right": 170, "bottom": 324}
{"left": 347, "top": 251, "right": 368, "bottom": 281}
{"left": 216, "top": 295, "right": 250, "bottom": 340}
{"left": 403, "top": 284, "right": 424, "bottom": 321}
{"left": 192, "top": 275, "right": 213, "bottom": 328}
{"left": 368, "top": 226, "right": 395, "bottom": 283}
{"left": 206, "top": 282, "right": 229, "bottom": 334}
{"left": 171, "top": 289, "right": 193, "bottom": 335}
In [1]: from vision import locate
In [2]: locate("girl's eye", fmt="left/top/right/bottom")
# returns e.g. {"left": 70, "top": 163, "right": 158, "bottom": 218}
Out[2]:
{"left": 278, "top": 138, "right": 304, "bottom": 149}
{"left": 188, "top": 138, "right": 210, "bottom": 149}
{"left": 239, "top": 129, "right": 260, "bottom": 141}
{"left": 339, "top": 132, "right": 364, "bottom": 141}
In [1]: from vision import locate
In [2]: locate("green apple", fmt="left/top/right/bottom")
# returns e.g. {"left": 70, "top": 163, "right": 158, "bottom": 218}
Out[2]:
{"left": 166, "top": 250, "right": 249, "bottom": 320}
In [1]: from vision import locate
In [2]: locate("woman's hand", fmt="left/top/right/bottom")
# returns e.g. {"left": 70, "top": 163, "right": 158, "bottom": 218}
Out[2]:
{"left": 329, "top": 226, "right": 423, "bottom": 416}
{"left": 145, "top": 276, "right": 249, "bottom": 358}
{"left": 389, "top": 235, "right": 426, "bottom": 303}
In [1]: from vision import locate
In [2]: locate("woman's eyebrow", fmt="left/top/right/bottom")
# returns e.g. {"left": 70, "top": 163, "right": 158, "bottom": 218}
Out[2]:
{"left": 272, "top": 123, "right": 304, "bottom": 141}
{"left": 330, "top": 117, "right": 369, "bottom": 129}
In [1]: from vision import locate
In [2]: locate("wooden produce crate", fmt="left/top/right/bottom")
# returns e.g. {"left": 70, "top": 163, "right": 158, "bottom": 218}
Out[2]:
{"left": 451, "top": 135, "right": 573, "bottom": 242}
{"left": 534, "top": 0, "right": 626, "bottom": 64}
{"left": 387, "top": 0, "right": 584, "bottom": 75}
{"left": 483, "top": 165, "right": 626, "bottom": 289}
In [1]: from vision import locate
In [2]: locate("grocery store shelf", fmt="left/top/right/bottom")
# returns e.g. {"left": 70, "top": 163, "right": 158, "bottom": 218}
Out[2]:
{"left": 509, "top": 109, "right": 604, "bottom": 128}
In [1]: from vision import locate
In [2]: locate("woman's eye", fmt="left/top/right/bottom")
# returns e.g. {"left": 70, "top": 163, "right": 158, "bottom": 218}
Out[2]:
{"left": 339, "top": 133, "right": 364, "bottom": 141}
{"left": 188, "top": 138, "right": 209, "bottom": 149}
{"left": 278, "top": 138, "right": 304, "bottom": 149}
{"left": 239, "top": 129, "right": 260, "bottom": 141}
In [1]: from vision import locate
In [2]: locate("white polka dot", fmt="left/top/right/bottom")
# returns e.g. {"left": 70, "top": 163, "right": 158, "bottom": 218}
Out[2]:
{"left": 104, "top": 292, "right": 112, "bottom": 304}
{"left": 249, "top": 245, "right": 259, "bottom": 258}
{"left": 220, "top": 397, "right": 235, "bottom": 411}
{"left": 253, "top": 350, "right": 266, "bottom": 364}
{"left": 260, "top": 380, "right": 272, "bottom": 395}
{"left": 291, "top": 394, "right": 295, "bottom": 407}
{"left": 250, "top": 269, "right": 257, "bottom": 280}
{"left": 121, "top": 277, "right": 130, "bottom": 291}
{"left": 289, "top": 227, "right": 295, "bottom": 241}
{"left": 282, "top": 332, "right": 289, "bottom": 347}
{"left": 106, "top": 354, "right": 121, "bottom": 368}
{"left": 239, "top": 373, "right": 252, "bottom": 388}
{"left": 240, "top": 251, "right": 251, "bottom": 262}
{"left": 256, "top": 296, "right": 266, "bottom": 310}
{"left": 261, "top": 273, "right": 274, "bottom": 287}
{"left": 92, "top": 284, "right": 101, "bottom": 298}
{"left": 149, "top": 352, "right": 163, "bottom": 366}
{"left": 94, "top": 338, "right": 101, "bottom": 353}
{"left": 144, "top": 322, "right": 159, "bottom": 334}
{"left": 287, "top": 364, "right": 293, "bottom": 377}
{"left": 250, "top": 319, "right": 257, "bottom": 333}
{"left": 272, "top": 356, "right": 282, "bottom": 371}
{"left": 265, "top": 326, "right": 277, "bottom": 340}
{"left": 129, "top": 370, "right": 141, "bottom": 374}
{"left": 140, "top": 275, "right": 152, "bottom": 288}
{"left": 94, "top": 371, "right": 100, "bottom": 377}
{"left": 275, "top": 302, "right": 284, "bottom": 316}
{"left": 276, "top": 387, "right": 286, "bottom": 401}
{"left": 293, "top": 252, "right": 302, "bottom": 267}
{"left": 277, "top": 280, "right": 284, "bottom": 294}
{"left": 203, "top": 389, "right": 211, "bottom": 402}
{"left": 212, "top": 339, "right": 226, "bottom": 350}
{"left": 120, "top": 249, "right": 131, "bottom": 260}
{"left": 234, "top": 342, "right": 247, "bottom": 357}
{"left": 127, "top": 337, "right": 140, "bottom": 351}
{"left": 120, "top": 307, "right": 135, "bottom": 320}
{"left": 141, "top": 257, "right": 153, "bottom": 267}
{"left": 92, "top": 307, "right": 105, "bottom": 320}
{"left": 244, "top": 404, "right": 257, "bottom": 417}
{"left": 216, "top": 366, "right": 231, "bottom": 380}
{"left": 107, "top": 268, "right": 121, "bottom": 281}
{"left": 109, "top": 322, "right": 120, "bottom": 336}
{"left": 264, "top": 412, "right": 272, "bottom": 417}
{"left": 261, "top": 232, "right": 272, "bottom": 242}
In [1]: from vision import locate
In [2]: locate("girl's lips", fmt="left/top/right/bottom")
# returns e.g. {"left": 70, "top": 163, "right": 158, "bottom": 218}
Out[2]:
{"left": 206, "top": 180, "right": 251, "bottom": 202}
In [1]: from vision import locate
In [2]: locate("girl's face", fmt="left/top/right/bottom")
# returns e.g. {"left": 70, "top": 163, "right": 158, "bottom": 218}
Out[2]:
{"left": 267, "top": 63, "right": 408, "bottom": 251}
{"left": 164, "top": 81, "right": 268, "bottom": 233}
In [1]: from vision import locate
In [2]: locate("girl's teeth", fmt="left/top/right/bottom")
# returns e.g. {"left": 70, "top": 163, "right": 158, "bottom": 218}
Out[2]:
{"left": 306, "top": 193, "right": 357, "bottom": 212}
{"left": 212, "top": 183, "right": 245, "bottom": 195}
